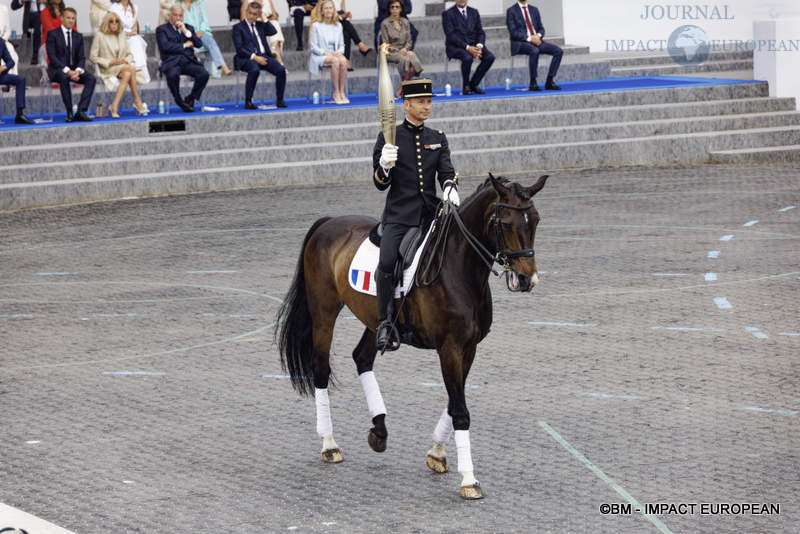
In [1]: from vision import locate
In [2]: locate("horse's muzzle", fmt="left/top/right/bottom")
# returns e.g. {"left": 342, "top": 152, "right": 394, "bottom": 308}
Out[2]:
{"left": 509, "top": 271, "right": 538, "bottom": 292}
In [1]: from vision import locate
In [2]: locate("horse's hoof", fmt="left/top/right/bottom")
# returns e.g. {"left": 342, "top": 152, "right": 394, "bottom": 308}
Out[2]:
{"left": 426, "top": 453, "right": 448, "bottom": 473}
{"left": 460, "top": 482, "right": 485, "bottom": 500}
{"left": 368, "top": 428, "right": 387, "bottom": 452}
{"left": 321, "top": 448, "right": 343, "bottom": 463}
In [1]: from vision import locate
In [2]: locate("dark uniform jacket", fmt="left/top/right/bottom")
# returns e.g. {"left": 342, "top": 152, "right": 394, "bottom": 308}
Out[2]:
{"left": 373, "top": 119, "right": 456, "bottom": 226}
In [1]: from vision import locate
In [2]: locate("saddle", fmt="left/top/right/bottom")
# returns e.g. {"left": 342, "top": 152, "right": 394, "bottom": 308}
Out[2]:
{"left": 369, "top": 223, "right": 428, "bottom": 283}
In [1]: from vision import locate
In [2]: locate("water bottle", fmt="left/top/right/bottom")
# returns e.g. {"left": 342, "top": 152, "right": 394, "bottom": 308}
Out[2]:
{"left": 158, "top": 100, "right": 165, "bottom": 114}
{"left": 96, "top": 102, "right": 104, "bottom": 118}
{"left": 11, "top": 30, "right": 17, "bottom": 40}
{"left": 445, "top": 83, "right": 451, "bottom": 97}
{"left": 312, "top": 91, "right": 320, "bottom": 105}
{"left": 505, "top": 78, "right": 511, "bottom": 91}
{"left": 145, "top": 25, "right": 151, "bottom": 34}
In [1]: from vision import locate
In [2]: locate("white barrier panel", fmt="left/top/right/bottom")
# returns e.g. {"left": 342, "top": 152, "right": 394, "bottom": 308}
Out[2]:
{"left": 753, "top": 17, "right": 800, "bottom": 109}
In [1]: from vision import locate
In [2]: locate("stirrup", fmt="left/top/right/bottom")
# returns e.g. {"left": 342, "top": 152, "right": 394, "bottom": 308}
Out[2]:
{"left": 377, "top": 321, "right": 400, "bottom": 353}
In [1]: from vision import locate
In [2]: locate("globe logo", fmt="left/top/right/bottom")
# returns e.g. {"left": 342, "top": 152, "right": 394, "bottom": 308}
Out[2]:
{"left": 769, "top": 8, "right": 780, "bottom": 18}
{"left": 668, "top": 25, "right": 711, "bottom": 67}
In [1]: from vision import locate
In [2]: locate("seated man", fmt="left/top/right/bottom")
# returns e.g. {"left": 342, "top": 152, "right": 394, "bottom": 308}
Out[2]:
{"left": 506, "top": 0, "right": 562, "bottom": 91}
{"left": 233, "top": 1, "right": 287, "bottom": 108}
{"left": 157, "top": 5, "right": 210, "bottom": 113}
{"left": 0, "top": 37, "right": 35, "bottom": 124}
{"left": 288, "top": 0, "right": 317, "bottom": 51}
{"left": 442, "top": 0, "right": 494, "bottom": 95}
{"left": 45, "top": 7, "right": 95, "bottom": 122}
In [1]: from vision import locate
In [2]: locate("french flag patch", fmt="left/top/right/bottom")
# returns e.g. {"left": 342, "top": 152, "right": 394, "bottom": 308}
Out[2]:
{"left": 351, "top": 269, "right": 374, "bottom": 292}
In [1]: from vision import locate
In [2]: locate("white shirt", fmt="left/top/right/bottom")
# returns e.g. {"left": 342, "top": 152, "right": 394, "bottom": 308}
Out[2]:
{"left": 517, "top": 2, "right": 541, "bottom": 41}
{"left": 61, "top": 25, "right": 84, "bottom": 74}
{"left": 249, "top": 22, "right": 266, "bottom": 58}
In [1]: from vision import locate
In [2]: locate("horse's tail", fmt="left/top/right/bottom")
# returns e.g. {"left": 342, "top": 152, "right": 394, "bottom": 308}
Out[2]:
{"left": 275, "top": 216, "right": 332, "bottom": 397}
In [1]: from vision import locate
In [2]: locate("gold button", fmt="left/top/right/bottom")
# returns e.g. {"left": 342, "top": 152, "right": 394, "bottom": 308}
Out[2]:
{"left": 417, "top": 155, "right": 421, "bottom": 159}
{"left": 416, "top": 135, "right": 420, "bottom": 139}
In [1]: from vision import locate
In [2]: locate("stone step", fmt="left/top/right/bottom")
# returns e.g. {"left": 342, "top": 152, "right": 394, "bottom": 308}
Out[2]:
{"left": 709, "top": 144, "right": 800, "bottom": 163}
{"left": 2, "top": 97, "right": 795, "bottom": 166}
{"left": 0, "top": 82, "right": 772, "bottom": 146}
{"left": 5, "top": 112, "right": 799, "bottom": 183}
{"left": 4, "top": 124, "right": 800, "bottom": 211}
{"left": 612, "top": 59, "right": 753, "bottom": 77}
{"left": 606, "top": 49, "right": 752, "bottom": 67}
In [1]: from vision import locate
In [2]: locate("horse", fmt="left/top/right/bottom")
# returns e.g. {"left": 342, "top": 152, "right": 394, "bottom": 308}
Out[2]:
{"left": 275, "top": 173, "right": 547, "bottom": 499}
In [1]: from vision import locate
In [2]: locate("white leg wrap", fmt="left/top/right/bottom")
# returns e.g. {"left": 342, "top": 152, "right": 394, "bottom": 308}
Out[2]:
{"left": 432, "top": 408, "right": 454, "bottom": 445}
{"left": 315, "top": 387, "right": 333, "bottom": 439}
{"left": 359, "top": 371, "right": 387, "bottom": 418}
{"left": 454, "top": 430, "right": 474, "bottom": 474}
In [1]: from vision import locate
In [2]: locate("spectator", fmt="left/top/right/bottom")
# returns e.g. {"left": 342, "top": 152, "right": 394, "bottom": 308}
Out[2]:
{"left": 288, "top": 0, "right": 316, "bottom": 51}
{"left": 308, "top": 0, "right": 348, "bottom": 104}
{"left": 177, "top": 0, "right": 233, "bottom": 76}
{"left": 0, "top": 34, "right": 35, "bottom": 123}
{"left": 109, "top": 0, "right": 151, "bottom": 84}
{"left": 89, "top": 0, "right": 110, "bottom": 32}
{"left": 1, "top": 3, "right": 19, "bottom": 74}
{"left": 233, "top": 1, "right": 287, "bottom": 108}
{"left": 40, "top": 0, "right": 72, "bottom": 51}
{"left": 309, "top": 0, "right": 371, "bottom": 71}
{"left": 10, "top": 0, "right": 43, "bottom": 64}
{"left": 45, "top": 6, "right": 95, "bottom": 122}
{"left": 506, "top": 0, "right": 562, "bottom": 91}
{"left": 156, "top": 4, "right": 209, "bottom": 112}
{"left": 159, "top": 1, "right": 174, "bottom": 26}
{"left": 228, "top": 0, "right": 242, "bottom": 21}
{"left": 240, "top": 0, "right": 285, "bottom": 65}
{"left": 381, "top": 0, "right": 422, "bottom": 94}
{"left": 375, "top": 0, "right": 416, "bottom": 50}
{"left": 442, "top": 0, "right": 494, "bottom": 95}
{"left": 90, "top": 11, "right": 148, "bottom": 117}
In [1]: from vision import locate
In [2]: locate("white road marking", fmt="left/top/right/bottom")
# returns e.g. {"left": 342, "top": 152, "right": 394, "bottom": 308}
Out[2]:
{"left": 26, "top": 440, "right": 41, "bottom": 444}
{"left": 708, "top": 251, "right": 720, "bottom": 258}
{"left": 778, "top": 205, "right": 796, "bottom": 212}
{"left": 34, "top": 272, "right": 79, "bottom": 276}
{"left": 704, "top": 272, "right": 718, "bottom": 281}
{"left": 650, "top": 326, "right": 722, "bottom": 333}
{"left": 744, "top": 406, "right": 798, "bottom": 416}
{"left": 580, "top": 392, "right": 640, "bottom": 400}
{"left": 528, "top": 321, "right": 597, "bottom": 327}
{"left": 743, "top": 220, "right": 759, "bottom": 227}
{"left": 538, "top": 422, "right": 674, "bottom": 534}
{"left": 0, "top": 313, "right": 34, "bottom": 318}
{"left": 713, "top": 297, "right": 732, "bottom": 310}
{"left": 719, "top": 235, "right": 734, "bottom": 241}
{"left": 0, "top": 503, "right": 77, "bottom": 533}
{"left": 779, "top": 332, "right": 800, "bottom": 337}
{"left": 744, "top": 327, "right": 768, "bottom": 339}
{"left": 123, "top": 480, "right": 135, "bottom": 484}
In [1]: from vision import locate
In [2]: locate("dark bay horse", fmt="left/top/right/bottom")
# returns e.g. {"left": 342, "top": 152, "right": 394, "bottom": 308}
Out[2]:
{"left": 276, "top": 174, "right": 547, "bottom": 499}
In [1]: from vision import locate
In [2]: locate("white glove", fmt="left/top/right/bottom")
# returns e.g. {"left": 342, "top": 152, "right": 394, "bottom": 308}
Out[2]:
{"left": 379, "top": 143, "right": 398, "bottom": 169}
{"left": 443, "top": 183, "right": 460, "bottom": 206}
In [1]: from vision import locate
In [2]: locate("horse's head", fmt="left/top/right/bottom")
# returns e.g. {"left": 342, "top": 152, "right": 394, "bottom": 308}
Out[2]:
{"left": 485, "top": 173, "right": 548, "bottom": 292}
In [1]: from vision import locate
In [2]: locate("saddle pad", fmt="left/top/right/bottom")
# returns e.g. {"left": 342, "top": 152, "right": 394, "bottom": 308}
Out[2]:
{"left": 348, "top": 223, "right": 434, "bottom": 298}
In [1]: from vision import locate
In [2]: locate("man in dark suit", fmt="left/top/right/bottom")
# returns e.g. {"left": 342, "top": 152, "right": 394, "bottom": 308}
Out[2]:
{"left": 11, "top": 0, "right": 42, "bottom": 64}
{"left": 506, "top": 0, "right": 562, "bottom": 91}
{"left": 0, "top": 38, "right": 35, "bottom": 124}
{"left": 233, "top": 2, "right": 287, "bottom": 108}
{"left": 45, "top": 7, "right": 95, "bottom": 122}
{"left": 157, "top": 5, "right": 210, "bottom": 113}
{"left": 287, "top": 0, "right": 317, "bottom": 51}
{"left": 442, "top": 0, "right": 494, "bottom": 95}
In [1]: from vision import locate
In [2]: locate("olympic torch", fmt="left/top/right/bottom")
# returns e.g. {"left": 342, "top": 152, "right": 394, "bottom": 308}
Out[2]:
{"left": 378, "top": 43, "right": 396, "bottom": 145}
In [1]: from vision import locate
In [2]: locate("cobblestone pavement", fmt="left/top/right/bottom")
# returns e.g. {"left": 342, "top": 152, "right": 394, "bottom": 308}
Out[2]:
{"left": 1, "top": 163, "right": 798, "bottom": 534}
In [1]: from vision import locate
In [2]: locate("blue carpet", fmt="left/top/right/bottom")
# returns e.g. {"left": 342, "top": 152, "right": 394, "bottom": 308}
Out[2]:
{"left": 0, "top": 76, "right": 762, "bottom": 131}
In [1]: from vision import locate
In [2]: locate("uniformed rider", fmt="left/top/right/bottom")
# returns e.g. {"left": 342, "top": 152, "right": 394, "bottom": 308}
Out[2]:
{"left": 372, "top": 78, "right": 460, "bottom": 351}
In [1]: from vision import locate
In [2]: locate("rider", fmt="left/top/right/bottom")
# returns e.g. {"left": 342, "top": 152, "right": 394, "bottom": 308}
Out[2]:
{"left": 372, "top": 78, "right": 460, "bottom": 351}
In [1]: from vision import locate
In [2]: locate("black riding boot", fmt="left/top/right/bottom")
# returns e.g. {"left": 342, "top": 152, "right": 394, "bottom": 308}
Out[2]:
{"left": 375, "top": 269, "right": 398, "bottom": 352}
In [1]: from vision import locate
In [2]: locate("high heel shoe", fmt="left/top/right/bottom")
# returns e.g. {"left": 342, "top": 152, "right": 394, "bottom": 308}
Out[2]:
{"left": 109, "top": 106, "right": 120, "bottom": 119}
{"left": 221, "top": 65, "right": 233, "bottom": 76}
{"left": 359, "top": 45, "right": 373, "bottom": 56}
{"left": 134, "top": 102, "right": 149, "bottom": 116}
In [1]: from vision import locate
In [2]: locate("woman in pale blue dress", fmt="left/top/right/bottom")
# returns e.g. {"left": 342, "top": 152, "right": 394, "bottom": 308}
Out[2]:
{"left": 308, "top": 0, "right": 348, "bottom": 104}
{"left": 177, "top": 0, "right": 233, "bottom": 76}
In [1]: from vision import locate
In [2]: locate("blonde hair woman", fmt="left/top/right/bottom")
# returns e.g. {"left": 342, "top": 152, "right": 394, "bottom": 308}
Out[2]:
{"left": 309, "top": 0, "right": 371, "bottom": 70}
{"left": 308, "top": 0, "right": 348, "bottom": 104}
{"left": 109, "top": 0, "right": 151, "bottom": 84}
{"left": 89, "top": 11, "right": 148, "bottom": 117}
{"left": 241, "top": 0, "right": 284, "bottom": 65}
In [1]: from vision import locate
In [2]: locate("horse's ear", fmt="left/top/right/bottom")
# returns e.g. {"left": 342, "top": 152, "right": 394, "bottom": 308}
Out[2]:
{"left": 525, "top": 175, "right": 549, "bottom": 197}
{"left": 489, "top": 172, "right": 511, "bottom": 198}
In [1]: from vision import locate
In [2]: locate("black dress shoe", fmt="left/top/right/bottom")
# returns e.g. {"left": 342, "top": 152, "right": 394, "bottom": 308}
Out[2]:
{"left": 245, "top": 99, "right": 257, "bottom": 110}
{"left": 359, "top": 47, "right": 373, "bottom": 56}
{"left": 15, "top": 113, "right": 35, "bottom": 125}
{"left": 31, "top": 58, "right": 38, "bottom": 65}
{"left": 184, "top": 96, "right": 195, "bottom": 109}
{"left": 470, "top": 83, "right": 485, "bottom": 94}
{"left": 295, "top": 44, "right": 303, "bottom": 51}
{"left": 74, "top": 111, "right": 93, "bottom": 122}
{"left": 545, "top": 81, "right": 562, "bottom": 90}
{"left": 65, "top": 112, "right": 75, "bottom": 122}
{"left": 462, "top": 86, "right": 473, "bottom": 95}
{"left": 528, "top": 83, "right": 542, "bottom": 91}
{"left": 276, "top": 99, "right": 287, "bottom": 108}
{"left": 178, "top": 101, "right": 194, "bottom": 112}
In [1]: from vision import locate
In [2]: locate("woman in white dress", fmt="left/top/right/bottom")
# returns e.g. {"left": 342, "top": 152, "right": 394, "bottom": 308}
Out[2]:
{"left": 308, "top": 0, "right": 348, "bottom": 104}
{"left": 240, "top": 0, "right": 284, "bottom": 65}
{"left": 90, "top": 0, "right": 111, "bottom": 32}
{"left": 0, "top": 4, "right": 19, "bottom": 75}
{"left": 109, "top": 0, "right": 150, "bottom": 84}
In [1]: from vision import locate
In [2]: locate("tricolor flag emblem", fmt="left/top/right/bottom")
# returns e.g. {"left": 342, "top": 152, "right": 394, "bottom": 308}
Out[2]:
{"left": 351, "top": 269, "right": 374, "bottom": 292}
